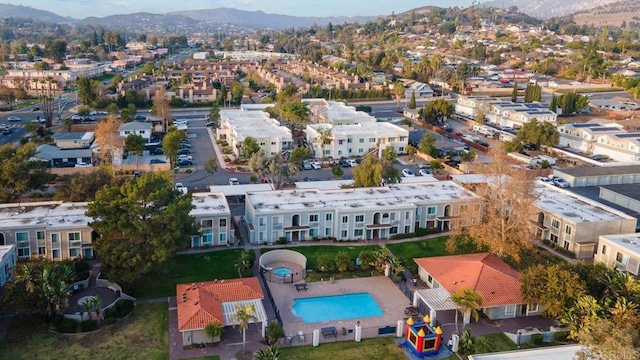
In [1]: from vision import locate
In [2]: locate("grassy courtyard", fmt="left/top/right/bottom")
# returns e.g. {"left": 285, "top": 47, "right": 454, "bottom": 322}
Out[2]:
{"left": 0, "top": 303, "right": 168, "bottom": 360}
{"left": 135, "top": 249, "right": 252, "bottom": 298}
{"left": 278, "top": 338, "right": 408, "bottom": 360}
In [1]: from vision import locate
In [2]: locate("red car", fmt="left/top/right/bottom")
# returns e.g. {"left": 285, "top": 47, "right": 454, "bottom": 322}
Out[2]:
{"left": 454, "top": 132, "right": 463, "bottom": 137}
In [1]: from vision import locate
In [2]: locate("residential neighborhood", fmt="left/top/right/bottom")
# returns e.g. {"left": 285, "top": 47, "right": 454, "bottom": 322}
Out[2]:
{"left": 0, "top": 2, "right": 639, "bottom": 360}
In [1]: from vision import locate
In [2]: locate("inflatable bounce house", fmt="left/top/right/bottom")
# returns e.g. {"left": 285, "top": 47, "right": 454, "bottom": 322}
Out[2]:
{"left": 402, "top": 315, "right": 443, "bottom": 357}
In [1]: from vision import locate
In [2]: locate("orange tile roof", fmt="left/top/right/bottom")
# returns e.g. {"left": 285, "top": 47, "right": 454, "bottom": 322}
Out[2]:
{"left": 176, "top": 277, "right": 264, "bottom": 331}
{"left": 414, "top": 253, "right": 523, "bottom": 307}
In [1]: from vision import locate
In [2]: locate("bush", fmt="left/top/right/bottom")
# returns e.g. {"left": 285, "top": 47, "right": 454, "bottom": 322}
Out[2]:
{"left": 115, "top": 299, "right": 134, "bottom": 317}
{"left": 531, "top": 333, "right": 544, "bottom": 346}
{"left": 316, "top": 254, "right": 335, "bottom": 272}
{"left": 104, "top": 306, "right": 119, "bottom": 319}
{"left": 104, "top": 317, "right": 117, "bottom": 326}
{"left": 74, "top": 260, "right": 91, "bottom": 272}
{"left": 185, "top": 169, "right": 193, "bottom": 174}
{"left": 554, "top": 331, "right": 570, "bottom": 342}
{"left": 81, "top": 320, "right": 98, "bottom": 332}
{"left": 51, "top": 313, "right": 64, "bottom": 326}
{"left": 276, "top": 237, "right": 286, "bottom": 245}
{"left": 75, "top": 271, "right": 90, "bottom": 281}
{"left": 56, "top": 318, "right": 78, "bottom": 333}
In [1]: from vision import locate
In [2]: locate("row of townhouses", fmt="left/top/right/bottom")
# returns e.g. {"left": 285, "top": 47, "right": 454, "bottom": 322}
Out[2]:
{"left": 455, "top": 95, "right": 558, "bottom": 128}
{"left": 558, "top": 122, "right": 640, "bottom": 162}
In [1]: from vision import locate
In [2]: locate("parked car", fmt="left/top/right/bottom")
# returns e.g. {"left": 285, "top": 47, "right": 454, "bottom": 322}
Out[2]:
{"left": 74, "top": 162, "right": 93, "bottom": 168}
{"left": 32, "top": 106, "right": 40, "bottom": 111}
{"left": 89, "top": 110, "right": 98, "bottom": 116}
{"left": 418, "top": 163, "right": 431, "bottom": 169}
{"left": 7, "top": 116, "right": 20, "bottom": 122}
{"left": 205, "top": 122, "right": 216, "bottom": 127}
{"left": 339, "top": 159, "right": 351, "bottom": 167}
{"left": 55, "top": 161, "right": 76, "bottom": 168}
{"left": 476, "top": 140, "right": 489, "bottom": 147}
{"left": 151, "top": 148, "right": 163, "bottom": 155}
{"left": 346, "top": 159, "right": 358, "bottom": 167}
{"left": 2, "top": 128, "right": 10, "bottom": 135}
{"left": 134, "top": 115, "right": 146, "bottom": 121}
{"left": 418, "top": 169, "right": 432, "bottom": 176}
{"left": 301, "top": 160, "right": 312, "bottom": 170}
{"left": 178, "top": 160, "right": 193, "bottom": 167}
{"left": 523, "top": 143, "right": 536, "bottom": 151}
{"left": 553, "top": 178, "right": 570, "bottom": 188}
{"left": 178, "top": 154, "right": 193, "bottom": 161}
{"left": 402, "top": 169, "right": 415, "bottom": 177}
{"left": 228, "top": 178, "right": 240, "bottom": 185}
{"left": 150, "top": 159, "right": 167, "bottom": 164}
{"left": 174, "top": 183, "right": 187, "bottom": 193}
{"left": 537, "top": 176, "right": 553, "bottom": 185}
{"left": 310, "top": 161, "right": 321, "bottom": 169}
{"left": 180, "top": 143, "right": 192, "bottom": 149}
{"left": 177, "top": 148, "right": 191, "bottom": 155}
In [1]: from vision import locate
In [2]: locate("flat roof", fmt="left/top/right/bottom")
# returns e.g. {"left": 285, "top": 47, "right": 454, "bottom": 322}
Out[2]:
{"left": 555, "top": 165, "right": 640, "bottom": 178}
{"left": 0, "top": 201, "right": 91, "bottom": 230}
{"left": 294, "top": 179, "right": 354, "bottom": 190}
{"left": 534, "top": 185, "right": 631, "bottom": 223}
{"left": 600, "top": 233, "right": 640, "bottom": 254}
{"left": 308, "top": 122, "right": 408, "bottom": 136}
{"left": 209, "top": 183, "right": 274, "bottom": 196}
{"left": 600, "top": 183, "right": 640, "bottom": 200}
{"left": 247, "top": 181, "right": 478, "bottom": 214}
{"left": 190, "top": 192, "right": 231, "bottom": 216}
{"left": 221, "top": 110, "right": 292, "bottom": 140}
{"left": 469, "top": 345, "right": 583, "bottom": 360}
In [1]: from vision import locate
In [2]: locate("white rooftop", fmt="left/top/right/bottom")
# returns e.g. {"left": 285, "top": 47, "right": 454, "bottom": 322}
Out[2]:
{"left": 221, "top": 109, "right": 292, "bottom": 141}
{"left": 190, "top": 192, "right": 231, "bottom": 216}
{"left": 600, "top": 233, "right": 640, "bottom": 254}
{"left": 304, "top": 99, "right": 376, "bottom": 124}
{"left": 0, "top": 201, "right": 91, "bottom": 230}
{"left": 0, "top": 244, "right": 15, "bottom": 262}
{"left": 308, "top": 121, "right": 408, "bottom": 137}
{"left": 534, "top": 185, "right": 632, "bottom": 223}
{"left": 209, "top": 183, "right": 274, "bottom": 197}
{"left": 294, "top": 179, "right": 354, "bottom": 190}
{"left": 469, "top": 345, "right": 583, "bottom": 360}
{"left": 248, "top": 181, "right": 478, "bottom": 214}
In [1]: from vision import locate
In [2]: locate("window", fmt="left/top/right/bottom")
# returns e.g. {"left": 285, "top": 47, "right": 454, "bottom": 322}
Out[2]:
{"left": 347, "top": 138, "right": 352, "bottom": 143}
{"left": 383, "top": 213, "right": 389, "bottom": 219}
{"left": 38, "top": 246, "right": 46, "bottom": 255}
{"left": 399, "top": 147, "right": 404, "bottom": 152}
{"left": 405, "top": 225, "right": 411, "bottom": 233}
{"left": 219, "top": 218, "right": 227, "bottom": 227}
{"left": 616, "top": 252, "right": 624, "bottom": 263}
{"left": 338, "top": 140, "right": 344, "bottom": 145}
{"left": 341, "top": 230, "right": 348, "bottom": 238}
{"left": 426, "top": 220, "right": 435, "bottom": 228}
{"left": 326, "top": 213, "right": 333, "bottom": 221}
{"left": 259, "top": 217, "right": 266, "bottom": 226}
{"left": 359, "top": 138, "right": 364, "bottom": 143}
{"left": 342, "top": 216, "right": 348, "bottom": 223}
{"left": 219, "top": 233, "right": 227, "bottom": 243}
{"left": 70, "top": 248, "right": 80, "bottom": 257}
{"left": 427, "top": 207, "right": 437, "bottom": 216}
{"left": 68, "top": 232, "right": 81, "bottom": 241}
{"left": 51, "top": 233, "right": 59, "bottom": 244}
{"left": 358, "top": 148, "right": 363, "bottom": 153}
{"left": 16, "top": 232, "right": 28, "bottom": 242}
{"left": 427, "top": 275, "right": 433, "bottom": 283}
{"left": 400, "top": 136, "right": 407, "bottom": 142}
{"left": 563, "top": 241, "right": 570, "bottom": 250}
{"left": 271, "top": 141, "right": 276, "bottom": 145}
{"left": 405, "top": 211, "right": 410, "bottom": 220}
{"left": 309, "top": 228, "right": 318, "bottom": 237}
{"left": 259, "top": 142, "right": 266, "bottom": 146}
{"left": 369, "top": 138, "right": 375, "bottom": 143}
{"left": 323, "top": 150, "right": 330, "bottom": 156}
{"left": 601, "top": 245, "right": 607, "bottom": 254}
{"left": 354, "top": 229, "right": 363, "bottom": 237}
{"left": 36, "top": 231, "right": 45, "bottom": 241}
{"left": 309, "top": 214, "right": 318, "bottom": 223}
{"left": 201, "top": 234, "right": 213, "bottom": 244}
{"left": 565, "top": 225, "right": 572, "bottom": 235}
{"left": 504, "top": 305, "right": 516, "bottom": 315}
{"left": 390, "top": 227, "right": 398, "bottom": 234}
{"left": 390, "top": 213, "right": 397, "bottom": 221}
{"left": 528, "top": 304, "right": 539, "bottom": 313}
{"left": 202, "top": 220, "right": 213, "bottom": 228}
{"left": 355, "top": 215, "right": 364, "bottom": 223}
{"left": 551, "top": 219, "right": 560, "bottom": 229}
{"left": 325, "top": 228, "right": 332, "bottom": 236}
{"left": 18, "top": 248, "right": 30, "bottom": 257}
{"left": 52, "top": 249, "right": 60, "bottom": 259}
{"left": 550, "top": 234, "right": 558, "bottom": 244}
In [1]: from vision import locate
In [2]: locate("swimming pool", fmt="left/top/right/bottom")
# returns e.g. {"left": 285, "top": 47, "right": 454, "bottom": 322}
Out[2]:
{"left": 292, "top": 292, "right": 384, "bottom": 323}
{"left": 273, "top": 266, "right": 293, "bottom": 277}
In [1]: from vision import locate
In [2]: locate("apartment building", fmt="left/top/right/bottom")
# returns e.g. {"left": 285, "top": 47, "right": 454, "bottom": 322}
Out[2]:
{"left": 217, "top": 108, "right": 293, "bottom": 157}
{"left": 592, "top": 132, "right": 640, "bottom": 162}
{"left": 188, "top": 192, "right": 232, "bottom": 248}
{"left": 304, "top": 99, "right": 377, "bottom": 125}
{"left": 531, "top": 184, "right": 637, "bottom": 259}
{"left": 594, "top": 233, "right": 640, "bottom": 276}
{"left": 557, "top": 122, "right": 625, "bottom": 154}
{"left": 0, "top": 244, "right": 16, "bottom": 287}
{"left": 244, "top": 180, "right": 482, "bottom": 244}
{"left": 0, "top": 201, "right": 95, "bottom": 261}
{"left": 454, "top": 95, "right": 557, "bottom": 127}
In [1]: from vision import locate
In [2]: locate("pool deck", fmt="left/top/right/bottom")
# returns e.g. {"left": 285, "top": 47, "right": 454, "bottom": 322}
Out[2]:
{"left": 268, "top": 276, "right": 410, "bottom": 343}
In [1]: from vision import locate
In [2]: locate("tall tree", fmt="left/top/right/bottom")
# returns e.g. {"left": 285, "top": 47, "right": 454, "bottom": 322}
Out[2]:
{"left": 449, "top": 151, "right": 537, "bottom": 261}
{"left": 86, "top": 173, "right": 197, "bottom": 284}
{"left": 231, "top": 304, "right": 257, "bottom": 354}
{"left": 125, "top": 134, "right": 145, "bottom": 168}
{"left": 352, "top": 157, "right": 400, "bottom": 187}
{"left": 248, "top": 151, "right": 298, "bottom": 189}
{"left": 152, "top": 87, "right": 172, "bottom": 132}
{"left": 241, "top": 137, "right": 261, "bottom": 159}
{"left": 420, "top": 98, "right": 454, "bottom": 125}
{"left": 516, "top": 118, "right": 559, "bottom": 149}
{"left": 76, "top": 76, "right": 97, "bottom": 105}
{"left": 409, "top": 90, "right": 416, "bottom": 109}
{"left": 450, "top": 288, "right": 484, "bottom": 334}
{"left": 511, "top": 81, "right": 518, "bottom": 102}
{"left": 162, "top": 128, "right": 185, "bottom": 169}
{"left": 418, "top": 133, "right": 439, "bottom": 158}
{"left": 393, "top": 81, "right": 404, "bottom": 111}
{"left": 0, "top": 143, "right": 50, "bottom": 202}
{"left": 34, "top": 76, "right": 59, "bottom": 127}
{"left": 521, "top": 264, "right": 586, "bottom": 318}
{"left": 204, "top": 321, "right": 225, "bottom": 343}
{"left": 95, "top": 115, "right": 124, "bottom": 165}
{"left": 209, "top": 102, "right": 220, "bottom": 124}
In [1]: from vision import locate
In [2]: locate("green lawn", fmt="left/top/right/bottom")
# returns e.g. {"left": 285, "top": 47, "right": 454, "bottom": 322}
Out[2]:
{"left": 135, "top": 249, "right": 252, "bottom": 298}
{"left": 387, "top": 236, "right": 482, "bottom": 274}
{"left": 279, "top": 338, "right": 407, "bottom": 360}
{"left": 0, "top": 303, "right": 168, "bottom": 360}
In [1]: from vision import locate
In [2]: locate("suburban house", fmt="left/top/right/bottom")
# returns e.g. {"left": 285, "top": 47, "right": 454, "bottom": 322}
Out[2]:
{"left": 35, "top": 144, "right": 93, "bottom": 167}
{"left": 244, "top": 180, "right": 482, "bottom": 244}
{"left": 189, "top": 192, "right": 232, "bottom": 248}
{"left": 0, "top": 201, "right": 95, "bottom": 261}
{"left": 531, "top": 184, "right": 637, "bottom": 259}
{"left": 594, "top": 233, "right": 640, "bottom": 276}
{"left": 119, "top": 121, "right": 153, "bottom": 143}
{"left": 0, "top": 244, "right": 16, "bottom": 286}
{"left": 52, "top": 132, "right": 95, "bottom": 150}
{"left": 217, "top": 107, "right": 293, "bottom": 157}
{"left": 404, "top": 81, "right": 434, "bottom": 98}
{"left": 413, "top": 253, "right": 542, "bottom": 326}
{"left": 176, "top": 278, "right": 267, "bottom": 346}
{"left": 557, "top": 122, "right": 625, "bottom": 154}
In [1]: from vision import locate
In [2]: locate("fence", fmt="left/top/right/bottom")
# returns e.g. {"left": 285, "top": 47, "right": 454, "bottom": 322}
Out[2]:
{"left": 284, "top": 324, "right": 401, "bottom": 347}
{"left": 259, "top": 270, "right": 282, "bottom": 325}
{"left": 261, "top": 268, "right": 307, "bottom": 284}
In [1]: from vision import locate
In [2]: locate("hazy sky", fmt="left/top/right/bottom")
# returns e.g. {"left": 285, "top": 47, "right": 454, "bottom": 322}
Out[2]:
{"left": 11, "top": 0, "right": 476, "bottom": 19}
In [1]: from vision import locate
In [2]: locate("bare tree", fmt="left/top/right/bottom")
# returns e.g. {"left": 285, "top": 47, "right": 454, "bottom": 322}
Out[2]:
{"left": 449, "top": 150, "right": 538, "bottom": 261}
{"left": 94, "top": 115, "right": 124, "bottom": 165}
{"left": 34, "top": 76, "right": 60, "bottom": 128}
{"left": 152, "top": 87, "right": 172, "bottom": 132}
{"left": 248, "top": 151, "right": 298, "bottom": 189}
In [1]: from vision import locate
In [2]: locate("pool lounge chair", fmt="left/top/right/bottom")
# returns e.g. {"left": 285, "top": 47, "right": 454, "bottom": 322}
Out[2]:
{"left": 285, "top": 335, "right": 293, "bottom": 345}
{"left": 298, "top": 331, "right": 305, "bottom": 342}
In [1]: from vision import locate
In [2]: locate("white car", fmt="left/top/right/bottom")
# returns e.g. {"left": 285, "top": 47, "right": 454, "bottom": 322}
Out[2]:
{"left": 71, "top": 114, "right": 83, "bottom": 121}
{"left": 346, "top": 159, "right": 358, "bottom": 167}
{"left": 89, "top": 110, "right": 98, "bottom": 116}
{"left": 553, "top": 178, "right": 570, "bottom": 188}
{"left": 0, "top": 123, "right": 7, "bottom": 129}
{"left": 418, "top": 169, "right": 432, "bottom": 176}
{"left": 229, "top": 178, "right": 240, "bottom": 186}
{"left": 7, "top": 116, "right": 20, "bottom": 122}
{"left": 74, "top": 162, "right": 93, "bottom": 168}
{"left": 537, "top": 177, "right": 553, "bottom": 185}
{"left": 311, "top": 161, "right": 321, "bottom": 169}
{"left": 402, "top": 169, "right": 416, "bottom": 177}
{"left": 174, "top": 183, "right": 187, "bottom": 194}
{"left": 178, "top": 154, "right": 193, "bottom": 161}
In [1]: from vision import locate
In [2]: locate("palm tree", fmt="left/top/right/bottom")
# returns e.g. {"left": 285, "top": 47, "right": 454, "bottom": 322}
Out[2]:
{"left": 231, "top": 304, "right": 257, "bottom": 353}
{"left": 387, "top": 257, "right": 405, "bottom": 281}
{"left": 82, "top": 297, "right": 94, "bottom": 321}
{"left": 205, "top": 321, "right": 225, "bottom": 343}
{"left": 449, "top": 288, "right": 484, "bottom": 334}
{"left": 266, "top": 321, "right": 284, "bottom": 345}
{"left": 255, "top": 344, "right": 280, "bottom": 360}
{"left": 91, "top": 296, "right": 103, "bottom": 322}
{"left": 235, "top": 251, "right": 252, "bottom": 279}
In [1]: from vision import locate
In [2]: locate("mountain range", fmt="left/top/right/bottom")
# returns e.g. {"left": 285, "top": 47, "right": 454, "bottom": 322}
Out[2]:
{"left": 482, "top": 0, "right": 627, "bottom": 19}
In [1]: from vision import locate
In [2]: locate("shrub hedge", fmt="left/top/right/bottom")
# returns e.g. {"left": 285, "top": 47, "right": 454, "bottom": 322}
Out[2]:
{"left": 115, "top": 299, "right": 134, "bottom": 318}
{"left": 56, "top": 318, "right": 78, "bottom": 333}
{"left": 80, "top": 320, "right": 98, "bottom": 332}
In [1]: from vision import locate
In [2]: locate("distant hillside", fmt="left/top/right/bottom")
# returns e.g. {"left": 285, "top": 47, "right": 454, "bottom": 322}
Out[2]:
{"left": 572, "top": 0, "right": 640, "bottom": 27}
{"left": 168, "top": 8, "right": 375, "bottom": 29}
{"left": 481, "top": 0, "right": 622, "bottom": 19}
{"left": 0, "top": 2, "right": 71, "bottom": 23}
{"left": 77, "top": 12, "right": 199, "bottom": 28}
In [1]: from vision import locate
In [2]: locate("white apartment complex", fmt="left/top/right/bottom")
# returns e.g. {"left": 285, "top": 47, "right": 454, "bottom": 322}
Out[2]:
{"left": 594, "top": 233, "right": 640, "bottom": 276}
{"left": 455, "top": 95, "right": 557, "bottom": 127}
{"left": 558, "top": 122, "right": 625, "bottom": 154}
{"left": 245, "top": 180, "right": 482, "bottom": 244}
{"left": 303, "top": 99, "right": 409, "bottom": 159}
{"left": 593, "top": 133, "right": 640, "bottom": 162}
{"left": 217, "top": 108, "right": 293, "bottom": 157}
{"left": 531, "top": 184, "right": 637, "bottom": 260}
{"left": 188, "top": 192, "right": 232, "bottom": 248}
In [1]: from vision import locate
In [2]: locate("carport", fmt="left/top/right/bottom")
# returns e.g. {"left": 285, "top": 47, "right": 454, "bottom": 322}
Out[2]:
{"left": 412, "top": 287, "right": 457, "bottom": 327}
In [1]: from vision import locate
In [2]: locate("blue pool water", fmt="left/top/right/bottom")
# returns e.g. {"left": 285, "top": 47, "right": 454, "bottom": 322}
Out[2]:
{"left": 273, "top": 266, "right": 292, "bottom": 277}
{"left": 292, "top": 292, "right": 384, "bottom": 323}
